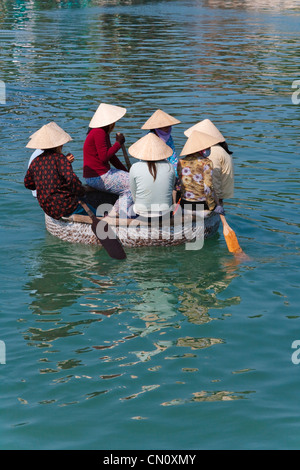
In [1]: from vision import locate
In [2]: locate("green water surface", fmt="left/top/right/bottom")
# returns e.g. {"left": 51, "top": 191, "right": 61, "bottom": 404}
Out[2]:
{"left": 0, "top": 0, "right": 299, "bottom": 450}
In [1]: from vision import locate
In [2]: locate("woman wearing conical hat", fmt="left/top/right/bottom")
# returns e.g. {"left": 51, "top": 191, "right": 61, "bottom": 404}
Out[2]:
{"left": 141, "top": 109, "right": 180, "bottom": 176}
{"left": 184, "top": 119, "right": 234, "bottom": 204}
{"left": 27, "top": 129, "right": 75, "bottom": 199}
{"left": 24, "top": 122, "right": 96, "bottom": 220}
{"left": 128, "top": 133, "right": 175, "bottom": 219}
{"left": 83, "top": 103, "right": 133, "bottom": 216}
{"left": 178, "top": 130, "right": 224, "bottom": 214}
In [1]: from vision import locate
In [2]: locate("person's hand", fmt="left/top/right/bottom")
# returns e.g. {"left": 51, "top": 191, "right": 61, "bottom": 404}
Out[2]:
{"left": 116, "top": 133, "right": 125, "bottom": 145}
{"left": 214, "top": 205, "right": 225, "bottom": 215}
{"left": 66, "top": 153, "right": 75, "bottom": 163}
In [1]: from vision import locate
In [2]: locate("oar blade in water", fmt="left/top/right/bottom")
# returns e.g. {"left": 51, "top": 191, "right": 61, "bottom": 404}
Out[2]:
{"left": 79, "top": 200, "right": 126, "bottom": 260}
{"left": 224, "top": 228, "right": 243, "bottom": 254}
{"left": 220, "top": 214, "right": 244, "bottom": 255}
{"left": 92, "top": 217, "right": 127, "bottom": 260}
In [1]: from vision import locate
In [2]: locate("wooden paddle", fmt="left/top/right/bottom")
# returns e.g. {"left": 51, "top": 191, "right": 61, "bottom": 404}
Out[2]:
{"left": 123, "top": 145, "right": 131, "bottom": 170}
{"left": 219, "top": 214, "right": 244, "bottom": 254}
{"left": 79, "top": 201, "right": 126, "bottom": 260}
{"left": 172, "top": 198, "right": 181, "bottom": 215}
{"left": 116, "top": 134, "right": 131, "bottom": 170}
{"left": 122, "top": 144, "right": 131, "bottom": 170}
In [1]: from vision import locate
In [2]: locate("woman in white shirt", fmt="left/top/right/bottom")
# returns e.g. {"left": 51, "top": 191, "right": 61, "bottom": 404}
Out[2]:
{"left": 128, "top": 133, "right": 175, "bottom": 219}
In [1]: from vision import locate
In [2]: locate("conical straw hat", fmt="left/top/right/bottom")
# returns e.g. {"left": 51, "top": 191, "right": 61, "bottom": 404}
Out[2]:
{"left": 129, "top": 132, "right": 173, "bottom": 162}
{"left": 141, "top": 109, "right": 181, "bottom": 130}
{"left": 26, "top": 122, "right": 72, "bottom": 149}
{"left": 180, "top": 131, "right": 221, "bottom": 157}
{"left": 184, "top": 118, "right": 225, "bottom": 142}
{"left": 89, "top": 103, "right": 126, "bottom": 128}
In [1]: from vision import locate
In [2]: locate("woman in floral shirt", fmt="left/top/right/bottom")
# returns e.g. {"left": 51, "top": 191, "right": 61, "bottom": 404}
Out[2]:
{"left": 178, "top": 130, "right": 224, "bottom": 213}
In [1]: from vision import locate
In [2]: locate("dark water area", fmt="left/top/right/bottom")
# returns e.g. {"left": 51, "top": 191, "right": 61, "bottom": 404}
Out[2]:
{"left": 0, "top": 0, "right": 299, "bottom": 450}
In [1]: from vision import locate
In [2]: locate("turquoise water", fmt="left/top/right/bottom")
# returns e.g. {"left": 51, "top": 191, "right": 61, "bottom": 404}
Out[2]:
{"left": 0, "top": 0, "right": 300, "bottom": 450}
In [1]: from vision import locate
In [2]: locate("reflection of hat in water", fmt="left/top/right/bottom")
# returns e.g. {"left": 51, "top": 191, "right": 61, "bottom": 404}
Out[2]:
{"left": 26, "top": 122, "right": 72, "bottom": 149}
{"left": 141, "top": 109, "right": 181, "bottom": 130}
{"left": 89, "top": 103, "right": 126, "bottom": 128}
{"left": 184, "top": 118, "right": 225, "bottom": 142}
{"left": 129, "top": 132, "right": 173, "bottom": 162}
{"left": 180, "top": 131, "right": 220, "bottom": 157}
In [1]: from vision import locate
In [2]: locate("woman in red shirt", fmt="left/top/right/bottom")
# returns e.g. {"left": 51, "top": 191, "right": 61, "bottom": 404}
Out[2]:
{"left": 83, "top": 103, "right": 133, "bottom": 218}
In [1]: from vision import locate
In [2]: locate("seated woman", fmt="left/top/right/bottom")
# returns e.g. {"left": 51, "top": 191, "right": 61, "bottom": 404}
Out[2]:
{"left": 128, "top": 132, "right": 175, "bottom": 219}
{"left": 141, "top": 109, "right": 180, "bottom": 173}
{"left": 178, "top": 130, "right": 224, "bottom": 214}
{"left": 141, "top": 109, "right": 181, "bottom": 202}
{"left": 28, "top": 148, "right": 74, "bottom": 198}
{"left": 184, "top": 119, "right": 234, "bottom": 204}
{"left": 83, "top": 102, "right": 133, "bottom": 217}
{"left": 24, "top": 122, "right": 95, "bottom": 219}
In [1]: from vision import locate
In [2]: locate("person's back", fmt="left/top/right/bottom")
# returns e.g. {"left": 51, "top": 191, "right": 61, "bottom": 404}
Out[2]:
{"left": 25, "top": 151, "right": 85, "bottom": 220}
{"left": 129, "top": 160, "right": 175, "bottom": 217}
{"left": 209, "top": 144, "right": 234, "bottom": 200}
{"left": 177, "top": 153, "right": 216, "bottom": 211}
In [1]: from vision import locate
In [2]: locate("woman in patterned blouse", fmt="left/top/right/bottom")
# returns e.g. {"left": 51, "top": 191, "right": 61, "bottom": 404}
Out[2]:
{"left": 184, "top": 119, "right": 234, "bottom": 204}
{"left": 178, "top": 130, "right": 225, "bottom": 214}
{"left": 24, "top": 122, "right": 95, "bottom": 220}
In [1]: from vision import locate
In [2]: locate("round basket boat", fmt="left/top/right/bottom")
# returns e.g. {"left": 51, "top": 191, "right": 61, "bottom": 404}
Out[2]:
{"left": 45, "top": 210, "right": 220, "bottom": 248}
{"left": 44, "top": 188, "right": 220, "bottom": 248}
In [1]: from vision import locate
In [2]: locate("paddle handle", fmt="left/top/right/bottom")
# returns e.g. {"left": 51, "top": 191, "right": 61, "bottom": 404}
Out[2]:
{"left": 122, "top": 145, "right": 131, "bottom": 171}
{"left": 78, "top": 200, "right": 96, "bottom": 219}
{"left": 172, "top": 198, "right": 181, "bottom": 215}
{"left": 219, "top": 214, "right": 231, "bottom": 236}
{"left": 116, "top": 133, "right": 131, "bottom": 171}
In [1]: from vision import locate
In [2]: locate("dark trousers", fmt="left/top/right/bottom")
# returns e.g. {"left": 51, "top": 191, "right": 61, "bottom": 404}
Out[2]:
{"left": 180, "top": 199, "right": 210, "bottom": 211}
